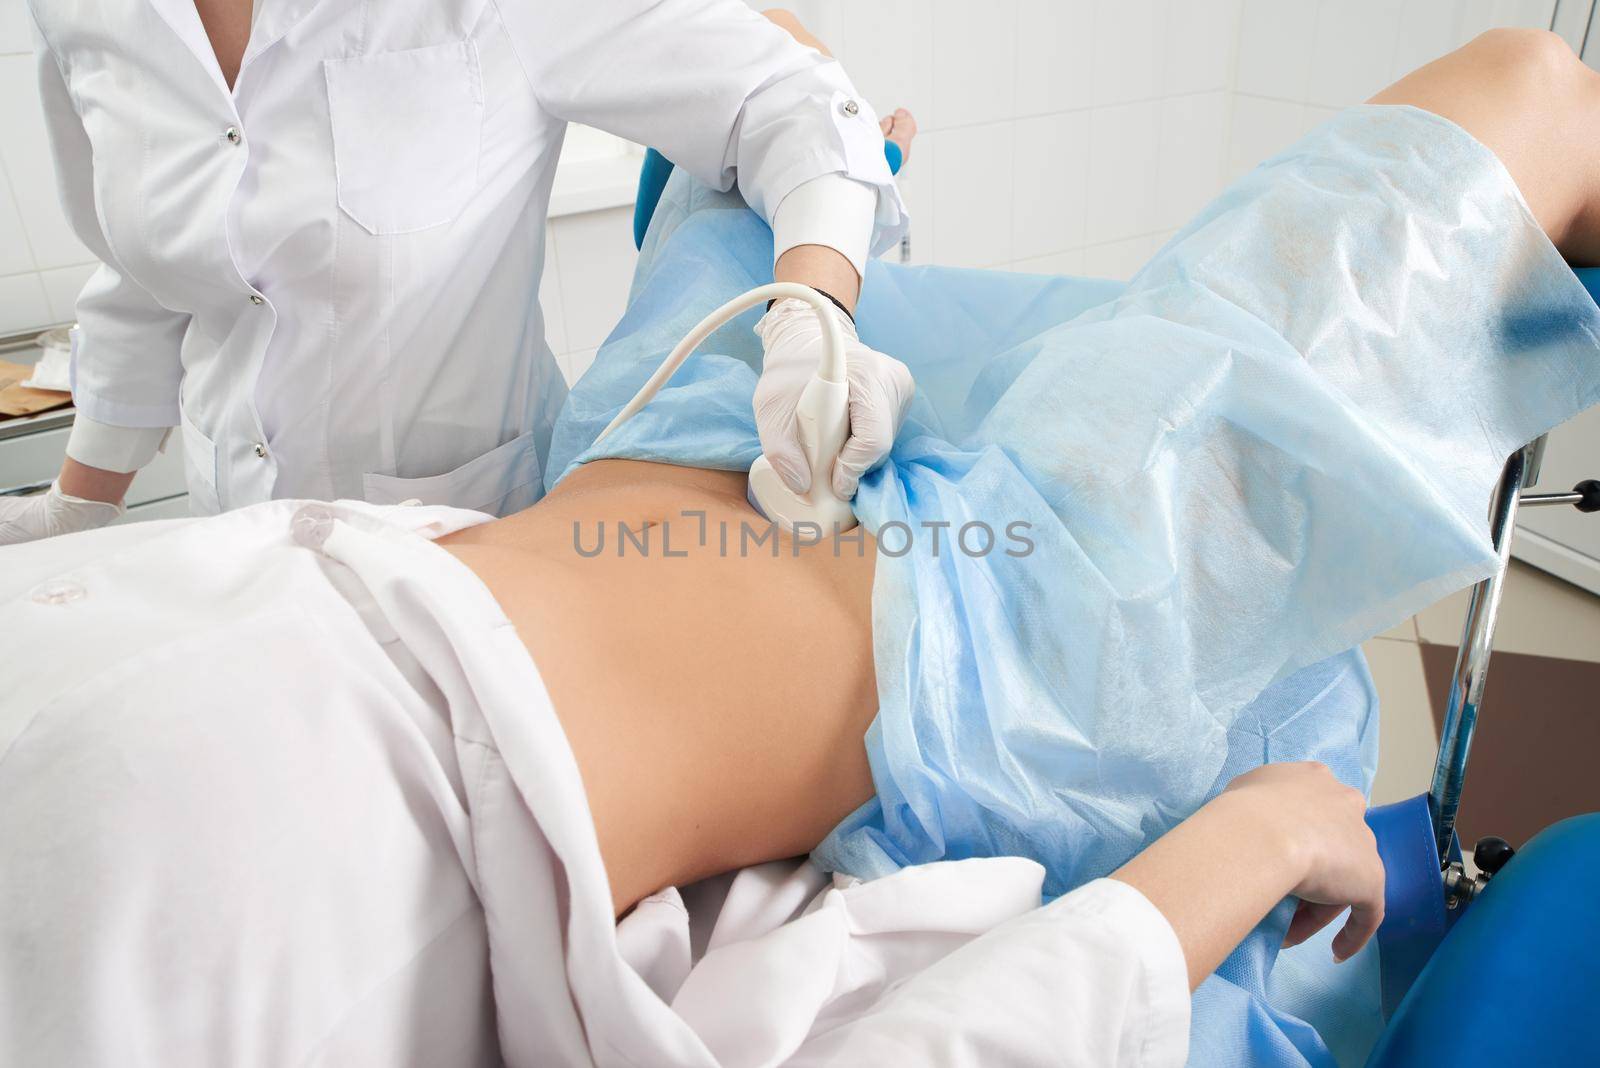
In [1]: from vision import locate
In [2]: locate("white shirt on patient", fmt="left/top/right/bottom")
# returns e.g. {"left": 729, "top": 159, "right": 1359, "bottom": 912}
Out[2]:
{"left": 0, "top": 502, "right": 1189, "bottom": 1066}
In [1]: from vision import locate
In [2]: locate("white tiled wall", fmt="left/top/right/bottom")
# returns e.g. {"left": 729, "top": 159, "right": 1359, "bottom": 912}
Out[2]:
{"left": 541, "top": 207, "right": 636, "bottom": 386}
{"left": 1226, "top": 0, "right": 1559, "bottom": 184}
{"left": 548, "top": 0, "right": 1248, "bottom": 386}
{"left": 768, "top": 0, "right": 1241, "bottom": 280}
{"left": 1, "top": 6, "right": 98, "bottom": 338}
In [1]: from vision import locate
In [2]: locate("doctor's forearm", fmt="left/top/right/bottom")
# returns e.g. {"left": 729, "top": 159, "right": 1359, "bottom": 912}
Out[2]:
{"left": 774, "top": 243, "right": 860, "bottom": 313}
{"left": 769, "top": 171, "right": 878, "bottom": 313}
{"left": 58, "top": 416, "right": 169, "bottom": 502}
{"left": 57, "top": 457, "right": 137, "bottom": 504}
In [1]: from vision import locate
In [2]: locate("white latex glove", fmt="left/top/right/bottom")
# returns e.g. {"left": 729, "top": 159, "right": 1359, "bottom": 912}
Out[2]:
{"left": 753, "top": 297, "right": 914, "bottom": 499}
{"left": 0, "top": 483, "right": 124, "bottom": 545}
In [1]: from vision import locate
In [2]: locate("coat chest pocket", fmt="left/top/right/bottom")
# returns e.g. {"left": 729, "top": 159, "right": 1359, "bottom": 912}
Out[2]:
{"left": 325, "top": 41, "right": 484, "bottom": 235}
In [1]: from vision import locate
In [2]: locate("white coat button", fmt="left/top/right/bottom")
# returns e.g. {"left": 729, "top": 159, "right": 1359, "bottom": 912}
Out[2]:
{"left": 225, "top": 126, "right": 241, "bottom": 145}
{"left": 840, "top": 99, "right": 860, "bottom": 117}
{"left": 291, "top": 504, "right": 335, "bottom": 550}
{"left": 253, "top": 442, "right": 268, "bottom": 458}
{"left": 249, "top": 293, "right": 265, "bottom": 305}
{"left": 31, "top": 580, "right": 86, "bottom": 606}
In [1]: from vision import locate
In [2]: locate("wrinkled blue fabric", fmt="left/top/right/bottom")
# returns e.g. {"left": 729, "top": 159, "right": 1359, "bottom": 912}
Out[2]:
{"left": 547, "top": 106, "right": 1600, "bottom": 1065}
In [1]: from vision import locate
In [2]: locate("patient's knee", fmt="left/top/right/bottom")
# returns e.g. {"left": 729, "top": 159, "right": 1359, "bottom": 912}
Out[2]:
{"left": 1470, "top": 26, "right": 1576, "bottom": 67}
{"left": 1465, "top": 27, "right": 1594, "bottom": 100}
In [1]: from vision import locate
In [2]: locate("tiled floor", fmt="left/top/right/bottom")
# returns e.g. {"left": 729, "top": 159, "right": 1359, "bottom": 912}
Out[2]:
{"left": 1363, "top": 559, "right": 1600, "bottom": 808}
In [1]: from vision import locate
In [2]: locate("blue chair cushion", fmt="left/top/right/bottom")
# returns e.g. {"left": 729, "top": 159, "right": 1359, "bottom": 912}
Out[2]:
{"left": 1368, "top": 813, "right": 1600, "bottom": 1065}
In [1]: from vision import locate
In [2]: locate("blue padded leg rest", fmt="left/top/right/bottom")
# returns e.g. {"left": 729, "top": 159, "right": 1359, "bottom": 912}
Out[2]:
{"left": 633, "top": 148, "right": 677, "bottom": 251}
{"left": 1367, "top": 813, "right": 1600, "bottom": 1066}
{"left": 1364, "top": 794, "right": 1461, "bottom": 1018}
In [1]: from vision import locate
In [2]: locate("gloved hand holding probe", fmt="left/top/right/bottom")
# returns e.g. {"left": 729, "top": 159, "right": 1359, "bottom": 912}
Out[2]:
{"left": 754, "top": 295, "right": 913, "bottom": 502}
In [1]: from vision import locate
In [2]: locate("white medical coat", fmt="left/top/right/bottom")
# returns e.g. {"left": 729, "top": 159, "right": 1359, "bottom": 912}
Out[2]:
{"left": 0, "top": 503, "right": 1190, "bottom": 1066}
{"left": 25, "top": 0, "right": 904, "bottom": 515}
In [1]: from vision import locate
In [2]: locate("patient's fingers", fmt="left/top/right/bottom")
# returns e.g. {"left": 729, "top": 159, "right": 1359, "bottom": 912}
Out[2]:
{"left": 1283, "top": 894, "right": 1383, "bottom": 962}
{"left": 1333, "top": 898, "right": 1383, "bottom": 962}
{"left": 1283, "top": 901, "right": 1344, "bottom": 949}
{"left": 1330, "top": 836, "right": 1386, "bottom": 962}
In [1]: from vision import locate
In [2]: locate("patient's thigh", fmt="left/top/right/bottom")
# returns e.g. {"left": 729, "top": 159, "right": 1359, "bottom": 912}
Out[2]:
{"left": 0, "top": 608, "right": 496, "bottom": 1066}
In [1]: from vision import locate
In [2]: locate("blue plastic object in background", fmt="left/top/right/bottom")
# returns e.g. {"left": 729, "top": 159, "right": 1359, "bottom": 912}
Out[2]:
{"left": 1368, "top": 813, "right": 1600, "bottom": 1066}
{"left": 633, "top": 149, "right": 677, "bottom": 250}
{"left": 882, "top": 138, "right": 903, "bottom": 176}
{"left": 1575, "top": 265, "right": 1600, "bottom": 306}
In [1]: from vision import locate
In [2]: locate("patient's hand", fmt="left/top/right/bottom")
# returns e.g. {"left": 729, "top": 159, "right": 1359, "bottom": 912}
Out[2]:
{"left": 1221, "top": 762, "right": 1385, "bottom": 960}
{"left": 1112, "top": 761, "right": 1384, "bottom": 990}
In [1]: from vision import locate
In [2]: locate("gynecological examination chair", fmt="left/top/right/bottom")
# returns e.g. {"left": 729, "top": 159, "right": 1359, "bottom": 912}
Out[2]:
{"left": 625, "top": 150, "right": 1600, "bottom": 1065}
{"left": 1361, "top": 271, "right": 1600, "bottom": 1063}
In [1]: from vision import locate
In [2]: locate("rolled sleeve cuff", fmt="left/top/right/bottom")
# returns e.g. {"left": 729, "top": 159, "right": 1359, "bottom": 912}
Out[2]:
{"left": 65, "top": 414, "right": 172, "bottom": 474}
{"left": 1064, "top": 879, "right": 1192, "bottom": 1067}
{"left": 734, "top": 65, "right": 908, "bottom": 263}
{"left": 814, "top": 87, "right": 908, "bottom": 260}
{"left": 771, "top": 173, "right": 877, "bottom": 276}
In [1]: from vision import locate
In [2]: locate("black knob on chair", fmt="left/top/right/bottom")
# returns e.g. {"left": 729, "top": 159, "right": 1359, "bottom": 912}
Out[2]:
{"left": 1473, "top": 836, "right": 1516, "bottom": 876}
{"left": 1576, "top": 479, "right": 1600, "bottom": 514}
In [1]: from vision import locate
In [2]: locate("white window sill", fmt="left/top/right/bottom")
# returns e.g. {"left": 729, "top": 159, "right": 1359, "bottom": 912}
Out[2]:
{"left": 549, "top": 148, "right": 644, "bottom": 219}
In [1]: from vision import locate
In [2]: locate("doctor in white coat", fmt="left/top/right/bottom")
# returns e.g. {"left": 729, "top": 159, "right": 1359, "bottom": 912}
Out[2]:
{"left": 0, "top": 0, "right": 911, "bottom": 540}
